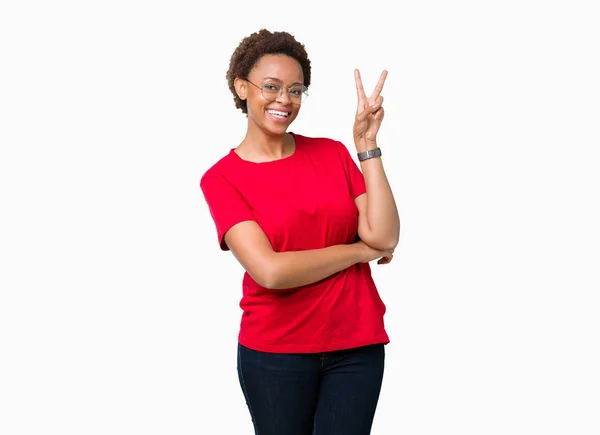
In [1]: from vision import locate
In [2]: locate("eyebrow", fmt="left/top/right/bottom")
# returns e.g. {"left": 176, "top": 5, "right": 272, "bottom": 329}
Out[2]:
{"left": 263, "top": 77, "right": 304, "bottom": 86}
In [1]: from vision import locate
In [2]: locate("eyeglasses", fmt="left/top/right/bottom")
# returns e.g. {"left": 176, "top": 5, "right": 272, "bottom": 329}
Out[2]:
{"left": 246, "top": 79, "right": 308, "bottom": 105}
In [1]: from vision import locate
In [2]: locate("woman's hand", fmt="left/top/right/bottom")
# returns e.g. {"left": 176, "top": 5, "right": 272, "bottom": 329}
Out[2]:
{"left": 355, "top": 240, "right": 394, "bottom": 265}
{"left": 352, "top": 69, "right": 387, "bottom": 147}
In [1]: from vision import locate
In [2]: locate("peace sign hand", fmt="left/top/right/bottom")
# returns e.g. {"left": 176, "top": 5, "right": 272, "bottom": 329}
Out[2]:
{"left": 353, "top": 69, "right": 387, "bottom": 147}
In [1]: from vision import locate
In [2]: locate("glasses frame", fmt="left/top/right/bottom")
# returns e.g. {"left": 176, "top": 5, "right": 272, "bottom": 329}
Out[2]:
{"left": 246, "top": 79, "right": 308, "bottom": 105}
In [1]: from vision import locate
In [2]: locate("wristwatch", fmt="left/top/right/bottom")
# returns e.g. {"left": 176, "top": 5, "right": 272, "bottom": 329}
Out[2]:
{"left": 357, "top": 147, "right": 382, "bottom": 161}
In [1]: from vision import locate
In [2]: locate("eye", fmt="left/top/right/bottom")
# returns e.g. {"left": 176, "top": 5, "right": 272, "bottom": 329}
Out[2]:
{"left": 289, "top": 88, "right": 304, "bottom": 96}
{"left": 263, "top": 84, "right": 279, "bottom": 92}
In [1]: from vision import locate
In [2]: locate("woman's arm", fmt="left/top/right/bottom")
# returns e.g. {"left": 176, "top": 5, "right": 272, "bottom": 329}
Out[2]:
{"left": 354, "top": 146, "right": 400, "bottom": 251}
{"left": 352, "top": 69, "right": 400, "bottom": 251}
{"left": 224, "top": 221, "right": 393, "bottom": 290}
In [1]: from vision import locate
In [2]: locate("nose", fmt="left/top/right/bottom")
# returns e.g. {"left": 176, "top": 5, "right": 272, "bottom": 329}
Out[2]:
{"left": 275, "top": 88, "right": 292, "bottom": 105}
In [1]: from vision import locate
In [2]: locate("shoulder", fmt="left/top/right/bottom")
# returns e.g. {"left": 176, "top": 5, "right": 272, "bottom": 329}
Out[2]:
{"left": 295, "top": 133, "right": 356, "bottom": 163}
{"left": 293, "top": 133, "right": 348, "bottom": 154}
{"left": 200, "top": 150, "right": 238, "bottom": 188}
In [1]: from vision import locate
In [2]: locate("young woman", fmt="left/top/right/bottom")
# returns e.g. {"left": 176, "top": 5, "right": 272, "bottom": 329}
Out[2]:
{"left": 200, "top": 28, "right": 400, "bottom": 435}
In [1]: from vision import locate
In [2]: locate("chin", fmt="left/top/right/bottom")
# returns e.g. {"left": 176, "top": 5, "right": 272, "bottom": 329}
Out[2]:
{"left": 263, "top": 117, "right": 294, "bottom": 135}
{"left": 264, "top": 125, "right": 288, "bottom": 136}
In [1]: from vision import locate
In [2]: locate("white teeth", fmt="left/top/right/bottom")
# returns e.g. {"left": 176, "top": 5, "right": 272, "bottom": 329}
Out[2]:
{"left": 267, "top": 110, "right": 288, "bottom": 117}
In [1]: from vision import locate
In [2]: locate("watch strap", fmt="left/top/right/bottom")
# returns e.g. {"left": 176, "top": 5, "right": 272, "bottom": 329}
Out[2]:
{"left": 357, "top": 147, "right": 382, "bottom": 161}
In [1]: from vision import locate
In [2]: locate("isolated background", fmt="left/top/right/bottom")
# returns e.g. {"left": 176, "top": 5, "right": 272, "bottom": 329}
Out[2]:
{"left": 1, "top": 0, "right": 599, "bottom": 434}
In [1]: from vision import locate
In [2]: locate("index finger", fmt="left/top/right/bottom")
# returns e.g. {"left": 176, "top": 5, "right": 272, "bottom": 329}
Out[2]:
{"left": 370, "top": 70, "right": 388, "bottom": 100}
{"left": 354, "top": 69, "right": 367, "bottom": 101}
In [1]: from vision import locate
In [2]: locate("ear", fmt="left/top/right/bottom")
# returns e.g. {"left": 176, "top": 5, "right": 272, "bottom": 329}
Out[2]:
{"left": 234, "top": 78, "right": 247, "bottom": 101}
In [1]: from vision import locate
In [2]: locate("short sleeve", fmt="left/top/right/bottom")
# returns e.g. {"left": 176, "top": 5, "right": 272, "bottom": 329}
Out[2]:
{"left": 200, "top": 172, "right": 255, "bottom": 251}
{"left": 336, "top": 141, "right": 367, "bottom": 199}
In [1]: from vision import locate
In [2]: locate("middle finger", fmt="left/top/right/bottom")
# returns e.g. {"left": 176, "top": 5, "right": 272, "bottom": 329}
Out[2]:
{"left": 370, "top": 70, "right": 388, "bottom": 100}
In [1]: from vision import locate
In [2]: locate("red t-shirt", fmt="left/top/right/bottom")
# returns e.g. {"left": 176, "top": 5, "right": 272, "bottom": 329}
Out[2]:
{"left": 200, "top": 133, "right": 389, "bottom": 353}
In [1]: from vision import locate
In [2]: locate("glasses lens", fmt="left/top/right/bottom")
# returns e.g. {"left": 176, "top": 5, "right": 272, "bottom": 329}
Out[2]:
{"left": 300, "top": 87, "right": 308, "bottom": 104}
{"left": 289, "top": 86, "right": 308, "bottom": 104}
{"left": 261, "top": 84, "right": 280, "bottom": 101}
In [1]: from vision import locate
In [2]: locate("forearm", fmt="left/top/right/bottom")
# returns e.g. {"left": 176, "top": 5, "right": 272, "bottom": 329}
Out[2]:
{"left": 357, "top": 140, "right": 400, "bottom": 249}
{"left": 266, "top": 243, "right": 363, "bottom": 290}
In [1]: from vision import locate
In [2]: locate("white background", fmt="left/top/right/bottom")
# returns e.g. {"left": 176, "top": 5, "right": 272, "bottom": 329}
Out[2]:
{"left": 1, "top": 0, "right": 599, "bottom": 434}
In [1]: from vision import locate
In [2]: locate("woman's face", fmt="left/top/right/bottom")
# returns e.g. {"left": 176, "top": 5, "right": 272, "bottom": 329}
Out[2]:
{"left": 243, "top": 54, "right": 304, "bottom": 136}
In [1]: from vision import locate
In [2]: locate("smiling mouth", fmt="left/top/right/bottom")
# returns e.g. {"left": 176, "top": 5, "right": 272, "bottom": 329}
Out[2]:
{"left": 266, "top": 109, "right": 289, "bottom": 119}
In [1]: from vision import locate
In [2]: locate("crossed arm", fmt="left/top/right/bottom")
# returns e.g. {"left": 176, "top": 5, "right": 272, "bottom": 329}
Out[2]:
{"left": 224, "top": 221, "right": 378, "bottom": 290}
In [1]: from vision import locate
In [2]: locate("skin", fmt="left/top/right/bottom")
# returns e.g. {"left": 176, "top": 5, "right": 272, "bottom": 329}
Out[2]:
{"left": 233, "top": 54, "right": 302, "bottom": 162}
{"left": 224, "top": 54, "right": 399, "bottom": 290}
{"left": 352, "top": 69, "right": 400, "bottom": 254}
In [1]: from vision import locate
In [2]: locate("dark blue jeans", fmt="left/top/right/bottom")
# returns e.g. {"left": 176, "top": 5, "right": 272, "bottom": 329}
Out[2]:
{"left": 237, "top": 343, "right": 385, "bottom": 435}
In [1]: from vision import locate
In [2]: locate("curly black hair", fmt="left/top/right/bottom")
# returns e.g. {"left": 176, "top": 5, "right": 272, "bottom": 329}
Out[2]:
{"left": 226, "top": 29, "right": 311, "bottom": 114}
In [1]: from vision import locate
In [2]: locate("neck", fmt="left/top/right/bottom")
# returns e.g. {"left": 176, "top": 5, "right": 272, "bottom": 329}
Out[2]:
{"left": 238, "top": 122, "right": 293, "bottom": 161}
